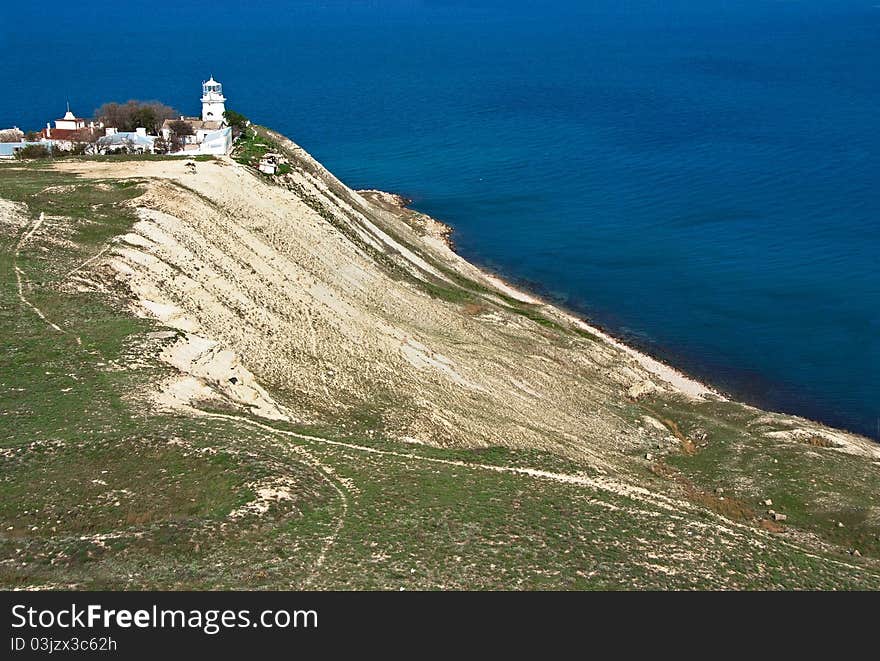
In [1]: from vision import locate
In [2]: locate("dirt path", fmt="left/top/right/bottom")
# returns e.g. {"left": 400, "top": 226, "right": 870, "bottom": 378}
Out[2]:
{"left": 287, "top": 443, "right": 350, "bottom": 588}
{"left": 64, "top": 241, "right": 115, "bottom": 281}
{"left": 12, "top": 212, "right": 81, "bottom": 344}
{"left": 195, "top": 409, "right": 878, "bottom": 581}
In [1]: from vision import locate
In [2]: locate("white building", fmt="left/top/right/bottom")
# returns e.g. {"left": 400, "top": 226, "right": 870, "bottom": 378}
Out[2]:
{"left": 0, "top": 141, "right": 51, "bottom": 160}
{"left": 201, "top": 76, "right": 226, "bottom": 122}
{"left": 258, "top": 153, "right": 281, "bottom": 175}
{"left": 161, "top": 118, "right": 223, "bottom": 145}
{"left": 54, "top": 104, "right": 87, "bottom": 131}
{"left": 198, "top": 127, "right": 233, "bottom": 155}
{"left": 97, "top": 127, "right": 156, "bottom": 154}
{"left": 40, "top": 103, "right": 98, "bottom": 150}
{"left": 158, "top": 77, "right": 233, "bottom": 156}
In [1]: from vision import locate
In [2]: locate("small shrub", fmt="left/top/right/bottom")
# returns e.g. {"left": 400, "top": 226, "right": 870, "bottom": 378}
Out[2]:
{"left": 16, "top": 144, "right": 52, "bottom": 160}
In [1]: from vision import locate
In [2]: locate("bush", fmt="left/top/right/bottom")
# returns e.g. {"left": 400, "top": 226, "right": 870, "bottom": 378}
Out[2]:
{"left": 223, "top": 109, "right": 249, "bottom": 137}
{"left": 67, "top": 141, "right": 91, "bottom": 156}
{"left": 152, "top": 135, "right": 171, "bottom": 154}
{"left": 16, "top": 145, "right": 52, "bottom": 160}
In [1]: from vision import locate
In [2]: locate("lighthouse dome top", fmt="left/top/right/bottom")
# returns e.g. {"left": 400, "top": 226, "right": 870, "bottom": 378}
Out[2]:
{"left": 202, "top": 77, "right": 224, "bottom": 96}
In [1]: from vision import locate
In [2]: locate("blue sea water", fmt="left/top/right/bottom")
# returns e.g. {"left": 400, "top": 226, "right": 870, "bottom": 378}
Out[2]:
{"left": 2, "top": 1, "right": 878, "bottom": 438}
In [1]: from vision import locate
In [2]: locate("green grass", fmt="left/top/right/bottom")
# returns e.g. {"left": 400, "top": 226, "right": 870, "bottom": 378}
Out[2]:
{"left": 232, "top": 127, "right": 278, "bottom": 167}
{"left": 639, "top": 394, "right": 880, "bottom": 561}
{"left": 2, "top": 162, "right": 878, "bottom": 590}
{"left": 0, "top": 166, "right": 335, "bottom": 588}
{"left": 293, "top": 433, "right": 875, "bottom": 590}
{"left": 231, "top": 127, "right": 293, "bottom": 177}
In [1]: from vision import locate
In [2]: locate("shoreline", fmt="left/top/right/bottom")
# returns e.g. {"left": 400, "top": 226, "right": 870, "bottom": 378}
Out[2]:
{"left": 280, "top": 136, "right": 875, "bottom": 446}
{"left": 471, "top": 254, "right": 720, "bottom": 400}
{"left": 376, "top": 191, "right": 880, "bottom": 444}
{"left": 370, "top": 189, "right": 720, "bottom": 400}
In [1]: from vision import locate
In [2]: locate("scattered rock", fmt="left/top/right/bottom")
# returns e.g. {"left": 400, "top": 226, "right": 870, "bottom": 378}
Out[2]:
{"left": 628, "top": 381, "right": 660, "bottom": 400}
{"left": 146, "top": 330, "right": 177, "bottom": 340}
{"left": 853, "top": 550, "right": 862, "bottom": 558}
{"left": 715, "top": 487, "right": 724, "bottom": 495}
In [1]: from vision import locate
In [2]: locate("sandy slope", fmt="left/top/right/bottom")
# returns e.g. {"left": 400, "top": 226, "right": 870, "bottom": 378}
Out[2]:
{"left": 50, "top": 140, "right": 880, "bottom": 466}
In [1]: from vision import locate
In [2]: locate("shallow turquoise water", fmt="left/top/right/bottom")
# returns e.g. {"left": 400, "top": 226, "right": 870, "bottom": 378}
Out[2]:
{"left": 2, "top": 1, "right": 878, "bottom": 437}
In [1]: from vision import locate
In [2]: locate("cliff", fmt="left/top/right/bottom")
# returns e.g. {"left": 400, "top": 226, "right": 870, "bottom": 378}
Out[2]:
{"left": 1, "top": 128, "right": 878, "bottom": 589}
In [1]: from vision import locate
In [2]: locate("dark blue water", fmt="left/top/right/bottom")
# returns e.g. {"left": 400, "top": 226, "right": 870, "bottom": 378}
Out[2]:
{"left": 3, "top": 1, "right": 878, "bottom": 438}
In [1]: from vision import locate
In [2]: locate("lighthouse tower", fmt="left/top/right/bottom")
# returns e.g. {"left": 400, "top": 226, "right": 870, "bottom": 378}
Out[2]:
{"left": 201, "top": 76, "right": 226, "bottom": 123}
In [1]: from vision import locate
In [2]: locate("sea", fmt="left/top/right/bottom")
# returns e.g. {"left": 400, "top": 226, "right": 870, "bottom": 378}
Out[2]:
{"left": 2, "top": 1, "right": 878, "bottom": 439}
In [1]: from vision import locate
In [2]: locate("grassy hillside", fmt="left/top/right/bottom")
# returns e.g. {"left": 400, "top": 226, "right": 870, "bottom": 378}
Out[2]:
{"left": 1, "top": 146, "right": 878, "bottom": 589}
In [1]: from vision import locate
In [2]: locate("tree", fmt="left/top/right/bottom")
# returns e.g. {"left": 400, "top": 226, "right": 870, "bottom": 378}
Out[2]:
{"left": 153, "top": 134, "right": 170, "bottom": 154}
{"left": 223, "top": 109, "right": 249, "bottom": 137}
{"left": 68, "top": 142, "right": 90, "bottom": 156}
{"left": 0, "top": 128, "right": 24, "bottom": 143}
{"left": 67, "top": 129, "right": 101, "bottom": 156}
{"left": 129, "top": 106, "right": 158, "bottom": 133}
{"left": 167, "top": 120, "right": 194, "bottom": 136}
{"left": 170, "top": 134, "right": 185, "bottom": 154}
{"left": 162, "top": 120, "right": 194, "bottom": 155}
{"left": 95, "top": 100, "right": 178, "bottom": 133}
{"left": 95, "top": 102, "right": 125, "bottom": 130}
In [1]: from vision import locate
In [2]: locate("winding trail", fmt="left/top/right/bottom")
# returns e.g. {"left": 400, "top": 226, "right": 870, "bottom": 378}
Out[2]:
{"left": 12, "top": 212, "right": 81, "bottom": 344}
{"left": 201, "top": 410, "right": 682, "bottom": 512}
{"left": 287, "top": 443, "right": 350, "bottom": 588}
{"left": 15, "top": 211, "right": 45, "bottom": 251}
{"left": 194, "top": 408, "right": 878, "bottom": 582}
{"left": 64, "top": 240, "right": 115, "bottom": 281}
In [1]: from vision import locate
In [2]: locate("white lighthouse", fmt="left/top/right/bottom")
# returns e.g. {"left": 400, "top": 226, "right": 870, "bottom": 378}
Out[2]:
{"left": 201, "top": 76, "right": 226, "bottom": 123}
